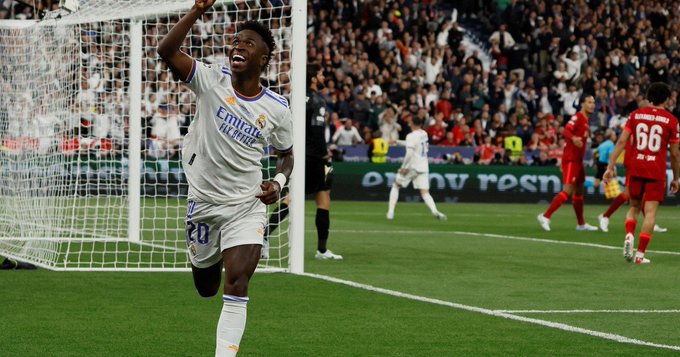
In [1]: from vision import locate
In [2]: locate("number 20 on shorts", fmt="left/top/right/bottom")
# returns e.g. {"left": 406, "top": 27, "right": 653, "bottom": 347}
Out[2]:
{"left": 186, "top": 221, "right": 209, "bottom": 245}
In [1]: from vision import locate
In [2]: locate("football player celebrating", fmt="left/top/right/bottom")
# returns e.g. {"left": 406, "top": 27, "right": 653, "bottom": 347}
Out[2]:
{"left": 158, "top": 0, "right": 293, "bottom": 355}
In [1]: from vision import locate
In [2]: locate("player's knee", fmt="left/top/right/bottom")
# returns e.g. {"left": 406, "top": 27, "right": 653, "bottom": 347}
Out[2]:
{"left": 195, "top": 284, "right": 220, "bottom": 298}
{"left": 192, "top": 264, "right": 222, "bottom": 297}
{"left": 224, "top": 276, "right": 250, "bottom": 296}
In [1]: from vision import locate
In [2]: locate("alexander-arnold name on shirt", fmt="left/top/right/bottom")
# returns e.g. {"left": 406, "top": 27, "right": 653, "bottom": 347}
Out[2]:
{"left": 634, "top": 113, "right": 670, "bottom": 124}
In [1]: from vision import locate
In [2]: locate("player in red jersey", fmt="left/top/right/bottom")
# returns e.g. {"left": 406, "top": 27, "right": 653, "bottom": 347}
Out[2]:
{"left": 597, "top": 135, "right": 668, "bottom": 233}
{"left": 537, "top": 95, "right": 598, "bottom": 231}
{"left": 604, "top": 83, "right": 680, "bottom": 264}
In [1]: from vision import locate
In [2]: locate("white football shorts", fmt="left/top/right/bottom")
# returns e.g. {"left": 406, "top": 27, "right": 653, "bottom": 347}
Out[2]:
{"left": 185, "top": 198, "right": 266, "bottom": 268}
{"left": 395, "top": 169, "right": 430, "bottom": 189}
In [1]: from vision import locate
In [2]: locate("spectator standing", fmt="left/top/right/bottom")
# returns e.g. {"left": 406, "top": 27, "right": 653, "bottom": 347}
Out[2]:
{"left": 332, "top": 119, "right": 363, "bottom": 145}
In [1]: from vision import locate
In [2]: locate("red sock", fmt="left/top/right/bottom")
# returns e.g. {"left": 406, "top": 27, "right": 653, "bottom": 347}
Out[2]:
{"left": 604, "top": 193, "right": 628, "bottom": 218}
{"left": 544, "top": 192, "right": 568, "bottom": 219}
{"left": 638, "top": 233, "right": 652, "bottom": 253}
{"left": 625, "top": 219, "right": 637, "bottom": 235}
{"left": 572, "top": 194, "right": 585, "bottom": 225}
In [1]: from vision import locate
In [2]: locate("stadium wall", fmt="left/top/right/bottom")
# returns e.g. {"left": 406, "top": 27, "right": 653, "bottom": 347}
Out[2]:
{"left": 8, "top": 155, "right": 678, "bottom": 204}
{"left": 329, "top": 163, "right": 680, "bottom": 205}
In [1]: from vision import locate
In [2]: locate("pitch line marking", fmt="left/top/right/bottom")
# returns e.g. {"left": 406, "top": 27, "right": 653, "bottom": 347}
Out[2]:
{"left": 320, "top": 229, "right": 680, "bottom": 257}
{"left": 498, "top": 309, "right": 680, "bottom": 314}
{"left": 303, "top": 273, "right": 680, "bottom": 351}
{"left": 331, "top": 211, "right": 680, "bottom": 220}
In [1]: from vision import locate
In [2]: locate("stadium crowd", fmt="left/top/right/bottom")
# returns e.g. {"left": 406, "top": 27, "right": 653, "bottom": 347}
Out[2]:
{"left": 305, "top": 0, "right": 680, "bottom": 166}
{"left": 3, "top": 0, "right": 680, "bottom": 167}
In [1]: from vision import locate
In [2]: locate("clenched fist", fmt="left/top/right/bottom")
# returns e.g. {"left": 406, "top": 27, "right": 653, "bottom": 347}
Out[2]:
{"left": 194, "top": 0, "right": 216, "bottom": 11}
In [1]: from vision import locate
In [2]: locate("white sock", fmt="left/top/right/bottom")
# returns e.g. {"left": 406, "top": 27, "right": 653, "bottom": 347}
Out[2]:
{"left": 216, "top": 295, "right": 249, "bottom": 357}
{"left": 422, "top": 193, "right": 439, "bottom": 214}
{"left": 387, "top": 186, "right": 399, "bottom": 215}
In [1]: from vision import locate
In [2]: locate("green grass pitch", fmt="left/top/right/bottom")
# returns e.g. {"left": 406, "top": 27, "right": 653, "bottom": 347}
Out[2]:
{"left": 2, "top": 200, "right": 680, "bottom": 356}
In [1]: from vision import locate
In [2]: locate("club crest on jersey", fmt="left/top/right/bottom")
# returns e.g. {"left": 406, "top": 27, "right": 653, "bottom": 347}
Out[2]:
{"left": 225, "top": 96, "right": 236, "bottom": 106}
{"left": 256, "top": 115, "right": 267, "bottom": 129}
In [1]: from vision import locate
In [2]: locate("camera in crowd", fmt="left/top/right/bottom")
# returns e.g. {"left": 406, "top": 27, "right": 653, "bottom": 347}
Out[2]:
{"left": 443, "top": 152, "right": 464, "bottom": 164}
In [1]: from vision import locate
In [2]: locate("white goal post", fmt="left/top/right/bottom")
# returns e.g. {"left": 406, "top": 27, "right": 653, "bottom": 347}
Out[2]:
{"left": 0, "top": 0, "right": 306, "bottom": 272}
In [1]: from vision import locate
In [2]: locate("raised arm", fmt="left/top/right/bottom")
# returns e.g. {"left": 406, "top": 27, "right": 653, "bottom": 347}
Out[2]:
{"left": 157, "top": 0, "right": 216, "bottom": 81}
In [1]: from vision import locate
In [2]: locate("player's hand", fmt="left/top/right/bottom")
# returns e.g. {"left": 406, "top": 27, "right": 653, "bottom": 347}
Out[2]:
{"left": 398, "top": 168, "right": 409, "bottom": 175}
{"left": 603, "top": 167, "right": 615, "bottom": 183}
{"left": 256, "top": 181, "right": 280, "bottom": 205}
{"left": 572, "top": 137, "right": 583, "bottom": 148}
{"left": 194, "top": 0, "right": 216, "bottom": 11}
{"left": 670, "top": 180, "right": 679, "bottom": 195}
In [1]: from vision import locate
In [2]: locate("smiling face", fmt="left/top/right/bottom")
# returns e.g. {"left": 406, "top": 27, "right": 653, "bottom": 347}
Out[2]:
{"left": 229, "top": 29, "right": 269, "bottom": 73}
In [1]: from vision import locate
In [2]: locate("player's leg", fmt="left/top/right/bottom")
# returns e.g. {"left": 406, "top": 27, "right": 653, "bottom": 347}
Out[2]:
{"left": 314, "top": 190, "right": 341, "bottom": 260}
{"left": 419, "top": 188, "right": 447, "bottom": 220}
{"left": 216, "top": 244, "right": 261, "bottom": 356}
{"left": 635, "top": 200, "right": 659, "bottom": 264}
{"left": 388, "top": 171, "right": 409, "bottom": 219}
{"left": 572, "top": 177, "right": 596, "bottom": 231}
{"left": 191, "top": 262, "right": 223, "bottom": 297}
{"left": 538, "top": 161, "right": 576, "bottom": 231}
{"left": 538, "top": 184, "right": 573, "bottom": 231}
{"left": 186, "top": 200, "right": 223, "bottom": 297}
{"left": 640, "top": 198, "right": 667, "bottom": 233}
{"left": 600, "top": 185, "right": 629, "bottom": 232}
{"left": 572, "top": 182, "right": 586, "bottom": 226}
{"left": 624, "top": 177, "right": 644, "bottom": 262}
{"left": 387, "top": 182, "right": 400, "bottom": 219}
{"left": 412, "top": 172, "right": 446, "bottom": 220}
{"left": 632, "top": 179, "right": 665, "bottom": 264}
{"left": 315, "top": 188, "right": 330, "bottom": 250}
{"left": 623, "top": 197, "right": 641, "bottom": 262}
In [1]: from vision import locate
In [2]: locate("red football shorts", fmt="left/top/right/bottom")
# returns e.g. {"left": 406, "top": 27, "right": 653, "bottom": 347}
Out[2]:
{"left": 561, "top": 160, "right": 585, "bottom": 185}
{"left": 627, "top": 176, "right": 667, "bottom": 202}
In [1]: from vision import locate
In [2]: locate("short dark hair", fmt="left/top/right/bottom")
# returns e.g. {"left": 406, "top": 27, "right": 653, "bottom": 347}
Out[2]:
{"left": 238, "top": 21, "right": 276, "bottom": 67}
{"left": 647, "top": 82, "right": 671, "bottom": 105}
{"left": 307, "top": 63, "right": 321, "bottom": 87}
{"left": 411, "top": 117, "right": 424, "bottom": 127}
{"left": 579, "top": 94, "right": 594, "bottom": 104}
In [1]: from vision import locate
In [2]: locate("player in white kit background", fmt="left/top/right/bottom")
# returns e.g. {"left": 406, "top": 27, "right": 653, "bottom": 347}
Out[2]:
{"left": 386, "top": 116, "right": 447, "bottom": 221}
{"left": 157, "top": 0, "right": 293, "bottom": 355}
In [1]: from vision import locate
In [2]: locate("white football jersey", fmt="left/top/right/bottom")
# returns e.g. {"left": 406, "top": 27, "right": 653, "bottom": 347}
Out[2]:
{"left": 402, "top": 129, "right": 429, "bottom": 173}
{"left": 182, "top": 60, "right": 293, "bottom": 204}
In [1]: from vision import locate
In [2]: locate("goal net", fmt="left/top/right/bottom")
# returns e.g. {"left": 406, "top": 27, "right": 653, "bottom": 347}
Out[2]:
{"left": 0, "top": 0, "right": 304, "bottom": 271}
